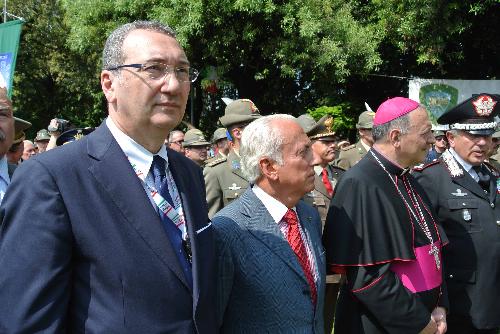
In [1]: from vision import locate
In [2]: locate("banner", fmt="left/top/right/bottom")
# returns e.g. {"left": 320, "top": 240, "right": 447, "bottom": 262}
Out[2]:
{"left": 409, "top": 78, "right": 500, "bottom": 124}
{"left": 0, "top": 20, "right": 24, "bottom": 96}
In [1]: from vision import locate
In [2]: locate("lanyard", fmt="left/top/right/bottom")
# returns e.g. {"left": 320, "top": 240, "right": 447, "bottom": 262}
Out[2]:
{"left": 129, "top": 160, "right": 187, "bottom": 239}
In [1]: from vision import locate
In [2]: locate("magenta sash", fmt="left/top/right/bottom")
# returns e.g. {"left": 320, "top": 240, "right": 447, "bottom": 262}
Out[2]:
{"left": 390, "top": 242, "right": 442, "bottom": 293}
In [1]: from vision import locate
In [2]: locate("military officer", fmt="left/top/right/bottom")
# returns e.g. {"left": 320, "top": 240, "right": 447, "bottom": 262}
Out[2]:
{"left": 297, "top": 113, "right": 344, "bottom": 334}
{"left": 182, "top": 129, "right": 211, "bottom": 167}
{"left": 414, "top": 93, "right": 500, "bottom": 334}
{"left": 336, "top": 109, "right": 375, "bottom": 169}
{"left": 209, "top": 127, "right": 230, "bottom": 161}
{"left": 203, "top": 99, "right": 261, "bottom": 218}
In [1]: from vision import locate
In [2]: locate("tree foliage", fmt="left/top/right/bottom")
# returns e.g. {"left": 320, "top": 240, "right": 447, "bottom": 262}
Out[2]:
{"left": 6, "top": 0, "right": 498, "bottom": 140}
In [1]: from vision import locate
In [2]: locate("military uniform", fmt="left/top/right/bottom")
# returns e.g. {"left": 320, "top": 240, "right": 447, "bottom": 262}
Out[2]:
{"left": 335, "top": 140, "right": 368, "bottom": 170}
{"left": 414, "top": 93, "right": 500, "bottom": 333}
{"left": 204, "top": 150, "right": 249, "bottom": 218}
{"left": 414, "top": 151, "right": 500, "bottom": 330}
{"left": 204, "top": 99, "right": 261, "bottom": 218}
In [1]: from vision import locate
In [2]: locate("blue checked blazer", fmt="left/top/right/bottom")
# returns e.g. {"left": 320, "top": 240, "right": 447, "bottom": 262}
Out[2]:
{"left": 213, "top": 188, "right": 326, "bottom": 333}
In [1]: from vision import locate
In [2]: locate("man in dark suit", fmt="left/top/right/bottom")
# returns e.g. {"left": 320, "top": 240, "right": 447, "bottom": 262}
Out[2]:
{"left": 0, "top": 21, "right": 216, "bottom": 333}
{"left": 213, "top": 114, "right": 325, "bottom": 333}
{"left": 414, "top": 93, "right": 500, "bottom": 333}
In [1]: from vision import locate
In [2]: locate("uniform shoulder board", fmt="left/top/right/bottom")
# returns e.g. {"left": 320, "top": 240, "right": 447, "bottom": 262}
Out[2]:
{"left": 341, "top": 144, "right": 356, "bottom": 151}
{"left": 413, "top": 160, "right": 440, "bottom": 172}
{"left": 205, "top": 156, "right": 227, "bottom": 167}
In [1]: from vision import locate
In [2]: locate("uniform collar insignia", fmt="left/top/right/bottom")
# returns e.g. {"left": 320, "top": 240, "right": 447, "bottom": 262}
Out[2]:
{"left": 451, "top": 188, "right": 468, "bottom": 197}
{"left": 441, "top": 150, "right": 464, "bottom": 177}
{"left": 231, "top": 160, "right": 240, "bottom": 170}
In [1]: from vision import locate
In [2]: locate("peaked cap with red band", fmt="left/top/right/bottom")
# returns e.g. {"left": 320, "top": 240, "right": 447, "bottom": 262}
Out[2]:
{"left": 374, "top": 97, "right": 420, "bottom": 126}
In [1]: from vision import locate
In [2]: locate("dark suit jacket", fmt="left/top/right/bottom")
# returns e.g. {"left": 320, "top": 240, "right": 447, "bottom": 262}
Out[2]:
{"left": 213, "top": 188, "right": 325, "bottom": 333}
{"left": 0, "top": 124, "right": 217, "bottom": 333}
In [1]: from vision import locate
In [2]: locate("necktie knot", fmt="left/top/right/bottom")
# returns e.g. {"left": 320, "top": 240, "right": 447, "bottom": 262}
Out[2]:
{"left": 151, "top": 155, "right": 166, "bottom": 179}
{"left": 283, "top": 209, "right": 298, "bottom": 225}
{"left": 472, "top": 165, "right": 490, "bottom": 191}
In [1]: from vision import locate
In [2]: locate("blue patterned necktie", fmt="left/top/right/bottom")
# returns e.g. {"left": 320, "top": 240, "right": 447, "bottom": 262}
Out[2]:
{"left": 151, "top": 155, "right": 193, "bottom": 288}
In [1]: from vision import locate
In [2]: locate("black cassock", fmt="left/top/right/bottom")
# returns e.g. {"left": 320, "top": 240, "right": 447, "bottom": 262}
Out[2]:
{"left": 323, "top": 148, "right": 448, "bottom": 334}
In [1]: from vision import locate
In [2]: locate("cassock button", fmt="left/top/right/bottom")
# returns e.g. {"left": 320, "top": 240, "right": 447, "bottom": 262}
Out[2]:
{"left": 491, "top": 203, "right": 495, "bottom": 208}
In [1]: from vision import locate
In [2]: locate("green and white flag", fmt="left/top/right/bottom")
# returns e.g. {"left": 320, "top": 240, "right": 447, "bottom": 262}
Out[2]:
{"left": 0, "top": 20, "right": 23, "bottom": 96}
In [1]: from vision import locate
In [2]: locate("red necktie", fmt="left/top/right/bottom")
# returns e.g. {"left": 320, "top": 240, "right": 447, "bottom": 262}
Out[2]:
{"left": 283, "top": 209, "right": 317, "bottom": 306}
{"left": 321, "top": 168, "right": 334, "bottom": 196}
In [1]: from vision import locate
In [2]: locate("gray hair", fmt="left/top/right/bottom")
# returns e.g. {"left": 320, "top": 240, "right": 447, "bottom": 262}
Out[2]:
{"left": 102, "top": 21, "right": 177, "bottom": 71}
{"left": 240, "top": 114, "right": 296, "bottom": 183}
{"left": 372, "top": 113, "right": 411, "bottom": 142}
{"left": 168, "top": 130, "right": 184, "bottom": 142}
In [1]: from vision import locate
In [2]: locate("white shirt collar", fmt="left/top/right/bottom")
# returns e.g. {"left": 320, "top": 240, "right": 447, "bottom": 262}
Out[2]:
{"left": 106, "top": 117, "right": 169, "bottom": 174}
{"left": 0, "top": 155, "right": 9, "bottom": 184}
{"left": 313, "top": 165, "right": 323, "bottom": 176}
{"left": 252, "top": 184, "right": 297, "bottom": 224}
{"left": 360, "top": 139, "right": 371, "bottom": 152}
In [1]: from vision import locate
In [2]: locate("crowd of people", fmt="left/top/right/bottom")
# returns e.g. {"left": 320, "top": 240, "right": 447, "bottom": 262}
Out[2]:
{"left": 0, "top": 19, "right": 498, "bottom": 334}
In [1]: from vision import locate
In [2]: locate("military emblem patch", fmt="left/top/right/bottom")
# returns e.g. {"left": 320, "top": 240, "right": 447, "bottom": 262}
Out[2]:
{"left": 472, "top": 95, "right": 497, "bottom": 117}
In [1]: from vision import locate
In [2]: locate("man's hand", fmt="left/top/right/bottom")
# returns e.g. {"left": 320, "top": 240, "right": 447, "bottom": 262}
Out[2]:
{"left": 431, "top": 307, "right": 447, "bottom": 334}
{"left": 419, "top": 317, "right": 437, "bottom": 334}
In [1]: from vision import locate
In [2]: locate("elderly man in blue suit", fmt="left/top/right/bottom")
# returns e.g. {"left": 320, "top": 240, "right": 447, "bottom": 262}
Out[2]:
{"left": 0, "top": 21, "right": 216, "bottom": 333}
{"left": 213, "top": 114, "right": 326, "bottom": 333}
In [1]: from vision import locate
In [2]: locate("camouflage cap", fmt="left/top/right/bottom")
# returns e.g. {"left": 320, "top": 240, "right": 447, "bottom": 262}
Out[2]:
{"left": 296, "top": 114, "right": 336, "bottom": 140}
{"left": 183, "top": 129, "right": 210, "bottom": 147}
{"left": 212, "top": 127, "right": 228, "bottom": 143}
{"left": 35, "top": 129, "right": 51, "bottom": 141}
{"left": 356, "top": 110, "right": 375, "bottom": 129}
{"left": 219, "top": 99, "right": 261, "bottom": 128}
{"left": 12, "top": 117, "right": 32, "bottom": 145}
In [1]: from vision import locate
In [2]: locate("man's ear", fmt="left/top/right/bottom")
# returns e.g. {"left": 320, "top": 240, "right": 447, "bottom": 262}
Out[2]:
{"left": 101, "top": 70, "right": 117, "bottom": 103}
{"left": 446, "top": 131, "right": 455, "bottom": 148}
{"left": 259, "top": 157, "right": 279, "bottom": 181}
{"left": 388, "top": 128, "right": 402, "bottom": 148}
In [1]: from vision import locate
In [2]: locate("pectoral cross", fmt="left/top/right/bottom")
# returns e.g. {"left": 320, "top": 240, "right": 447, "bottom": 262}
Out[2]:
{"left": 429, "top": 244, "right": 441, "bottom": 270}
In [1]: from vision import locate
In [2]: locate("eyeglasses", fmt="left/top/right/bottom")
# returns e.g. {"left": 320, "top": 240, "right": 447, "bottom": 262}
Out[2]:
{"left": 170, "top": 140, "right": 184, "bottom": 146}
{"left": 435, "top": 136, "right": 446, "bottom": 141}
{"left": 107, "top": 62, "right": 199, "bottom": 83}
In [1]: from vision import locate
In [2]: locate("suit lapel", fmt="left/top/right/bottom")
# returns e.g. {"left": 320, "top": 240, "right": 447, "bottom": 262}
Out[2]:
{"left": 241, "top": 189, "right": 307, "bottom": 282}
{"left": 86, "top": 125, "right": 190, "bottom": 291}
{"left": 314, "top": 174, "right": 331, "bottom": 198}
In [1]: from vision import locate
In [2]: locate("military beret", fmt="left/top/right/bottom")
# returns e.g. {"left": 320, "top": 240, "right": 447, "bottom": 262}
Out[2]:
{"left": 219, "top": 99, "right": 261, "bottom": 128}
{"left": 438, "top": 93, "right": 500, "bottom": 136}
{"left": 183, "top": 129, "right": 210, "bottom": 147}
{"left": 56, "top": 127, "right": 95, "bottom": 146}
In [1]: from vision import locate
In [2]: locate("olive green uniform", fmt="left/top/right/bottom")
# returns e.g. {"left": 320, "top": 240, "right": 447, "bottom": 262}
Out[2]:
{"left": 203, "top": 150, "right": 249, "bottom": 218}
{"left": 335, "top": 140, "right": 368, "bottom": 170}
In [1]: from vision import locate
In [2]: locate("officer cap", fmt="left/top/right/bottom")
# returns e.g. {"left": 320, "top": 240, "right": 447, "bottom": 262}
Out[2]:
{"left": 183, "top": 129, "right": 210, "bottom": 147}
{"left": 219, "top": 99, "right": 261, "bottom": 128}
{"left": 438, "top": 93, "right": 500, "bottom": 136}
{"left": 212, "top": 127, "right": 228, "bottom": 143}
{"left": 56, "top": 127, "right": 95, "bottom": 146}
{"left": 13, "top": 117, "right": 32, "bottom": 145}
{"left": 356, "top": 110, "right": 375, "bottom": 129}
{"left": 296, "top": 114, "right": 336, "bottom": 140}
{"left": 35, "top": 129, "right": 51, "bottom": 142}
